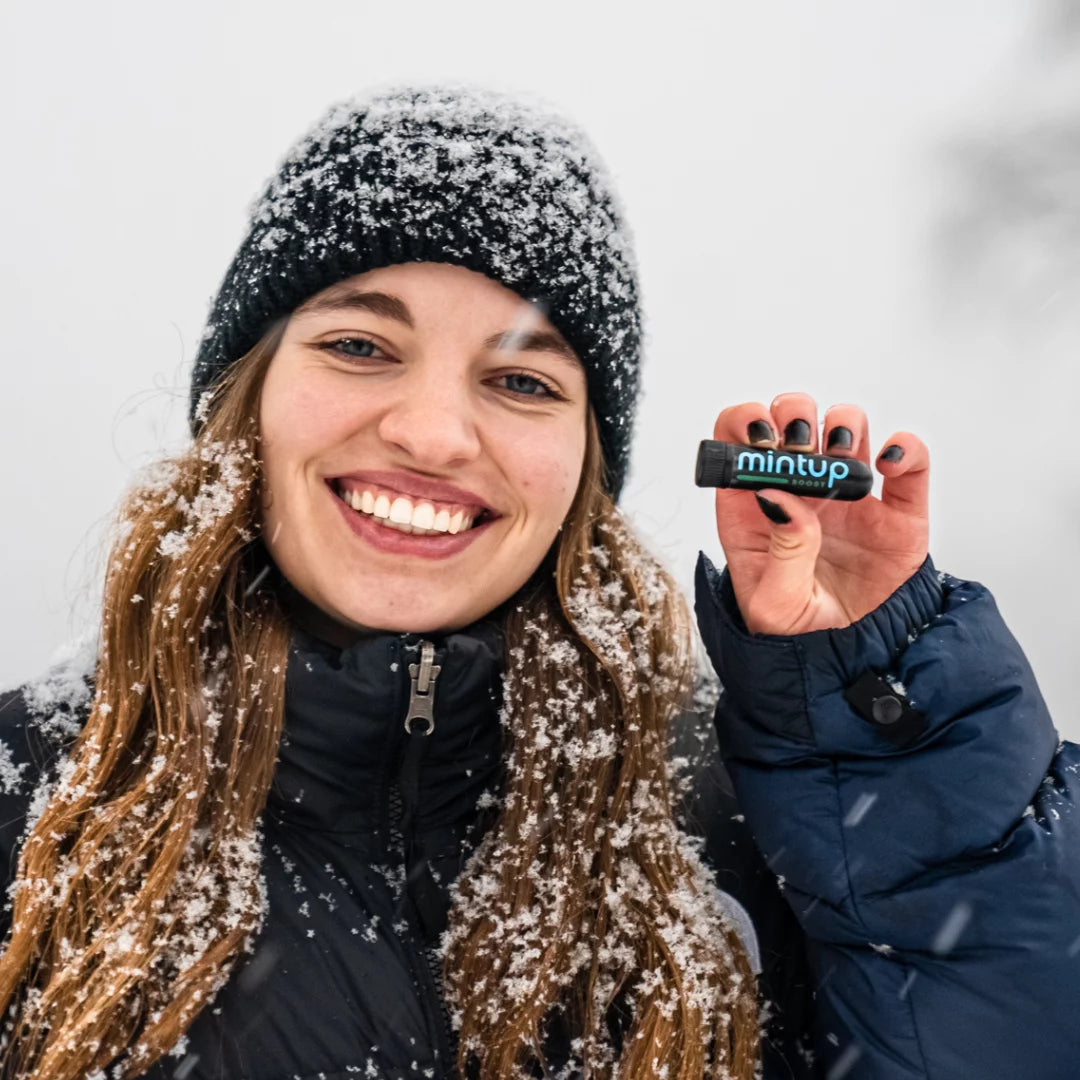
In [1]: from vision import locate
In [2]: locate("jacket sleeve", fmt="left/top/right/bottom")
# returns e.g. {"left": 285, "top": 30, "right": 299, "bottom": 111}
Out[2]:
{"left": 693, "top": 551, "right": 1080, "bottom": 1080}
{"left": 0, "top": 655, "right": 93, "bottom": 937}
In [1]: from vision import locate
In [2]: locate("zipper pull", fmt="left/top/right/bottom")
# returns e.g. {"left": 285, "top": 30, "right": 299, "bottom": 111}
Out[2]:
{"left": 404, "top": 640, "right": 441, "bottom": 735}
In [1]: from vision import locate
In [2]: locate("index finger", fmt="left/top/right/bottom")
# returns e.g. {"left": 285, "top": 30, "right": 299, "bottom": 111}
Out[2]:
{"left": 712, "top": 402, "right": 779, "bottom": 447}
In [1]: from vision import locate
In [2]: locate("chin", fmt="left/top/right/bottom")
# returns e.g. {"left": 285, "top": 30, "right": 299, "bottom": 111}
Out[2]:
{"left": 335, "top": 598, "right": 477, "bottom": 636}
{"left": 319, "top": 568, "right": 524, "bottom": 635}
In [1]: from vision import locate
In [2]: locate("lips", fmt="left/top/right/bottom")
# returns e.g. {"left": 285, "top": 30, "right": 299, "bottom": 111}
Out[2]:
{"left": 329, "top": 478, "right": 498, "bottom": 559}
{"left": 329, "top": 479, "right": 492, "bottom": 534}
{"left": 331, "top": 470, "right": 498, "bottom": 516}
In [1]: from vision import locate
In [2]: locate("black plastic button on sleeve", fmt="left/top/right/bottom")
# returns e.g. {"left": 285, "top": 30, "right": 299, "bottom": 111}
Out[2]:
{"left": 844, "top": 670, "right": 928, "bottom": 746}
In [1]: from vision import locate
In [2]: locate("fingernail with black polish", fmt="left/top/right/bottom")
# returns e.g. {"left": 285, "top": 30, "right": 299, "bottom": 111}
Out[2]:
{"left": 826, "top": 426, "right": 852, "bottom": 450}
{"left": 880, "top": 444, "right": 904, "bottom": 462}
{"left": 783, "top": 418, "right": 811, "bottom": 445}
{"left": 755, "top": 494, "right": 791, "bottom": 525}
{"left": 747, "top": 419, "right": 774, "bottom": 444}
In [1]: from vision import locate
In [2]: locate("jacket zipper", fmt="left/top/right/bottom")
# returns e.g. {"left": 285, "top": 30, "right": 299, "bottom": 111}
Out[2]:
{"left": 390, "top": 638, "right": 459, "bottom": 1078}
{"left": 405, "top": 639, "right": 440, "bottom": 734}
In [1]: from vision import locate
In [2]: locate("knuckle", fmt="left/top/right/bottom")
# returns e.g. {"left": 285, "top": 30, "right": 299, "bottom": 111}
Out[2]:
{"left": 770, "top": 531, "right": 805, "bottom": 556}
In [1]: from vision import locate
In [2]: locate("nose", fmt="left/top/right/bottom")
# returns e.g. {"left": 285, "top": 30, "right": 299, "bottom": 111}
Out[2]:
{"left": 376, "top": 362, "right": 482, "bottom": 468}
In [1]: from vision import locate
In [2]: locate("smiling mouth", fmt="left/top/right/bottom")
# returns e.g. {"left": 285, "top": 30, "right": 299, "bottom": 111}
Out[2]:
{"left": 330, "top": 480, "right": 496, "bottom": 536}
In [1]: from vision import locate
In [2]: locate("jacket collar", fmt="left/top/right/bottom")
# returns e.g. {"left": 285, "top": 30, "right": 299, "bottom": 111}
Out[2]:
{"left": 266, "top": 579, "right": 507, "bottom": 837}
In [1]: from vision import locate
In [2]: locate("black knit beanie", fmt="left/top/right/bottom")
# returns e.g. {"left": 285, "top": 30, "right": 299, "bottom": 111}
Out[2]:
{"left": 189, "top": 82, "right": 644, "bottom": 501}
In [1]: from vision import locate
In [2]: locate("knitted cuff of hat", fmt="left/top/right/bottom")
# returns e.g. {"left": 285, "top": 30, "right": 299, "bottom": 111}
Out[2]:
{"left": 188, "top": 81, "right": 643, "bottom": 501}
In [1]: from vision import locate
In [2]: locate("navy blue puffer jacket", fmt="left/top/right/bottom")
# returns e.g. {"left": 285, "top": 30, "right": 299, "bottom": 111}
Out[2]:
{"left": 695, "top": 551, "right": 1080, "bottom": 1079}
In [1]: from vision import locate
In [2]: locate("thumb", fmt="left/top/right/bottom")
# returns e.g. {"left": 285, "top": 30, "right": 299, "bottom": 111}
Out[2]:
{"left": 745, "top": 489, "right": 822, "bottom": 633}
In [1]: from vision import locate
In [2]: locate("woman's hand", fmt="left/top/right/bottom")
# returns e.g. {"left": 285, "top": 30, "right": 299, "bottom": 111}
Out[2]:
{"left": 711, "top": 392, "right": 930, "bottom": 635}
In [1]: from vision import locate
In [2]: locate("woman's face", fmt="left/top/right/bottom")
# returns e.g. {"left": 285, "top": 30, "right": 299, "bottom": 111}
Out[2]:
{"left": 258, "top": 261, "right": 589, "bottom": 634}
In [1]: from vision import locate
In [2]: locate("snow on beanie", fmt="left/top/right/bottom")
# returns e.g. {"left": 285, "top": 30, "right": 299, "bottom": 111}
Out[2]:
{"left": 189, "top": 82, "right": 644, "bottom": 500}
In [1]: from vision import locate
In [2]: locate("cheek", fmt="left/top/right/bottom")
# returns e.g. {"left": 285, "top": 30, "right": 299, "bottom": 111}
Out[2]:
{"left": 263, "top": 376, "right": 334, "bottom": 444}
{"left": 259, "top": 374, "right": 345, "bottom": 525}
{"left": 511, "top": 435, "right": 584, "bottom": 511}
{"left": 261, "top": 372, "right": 367, "bottom": 471}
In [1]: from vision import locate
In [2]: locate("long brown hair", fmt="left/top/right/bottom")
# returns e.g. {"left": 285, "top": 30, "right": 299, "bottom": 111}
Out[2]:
{"left": 0, "top": 321, "right": 758, "bottom": 1079}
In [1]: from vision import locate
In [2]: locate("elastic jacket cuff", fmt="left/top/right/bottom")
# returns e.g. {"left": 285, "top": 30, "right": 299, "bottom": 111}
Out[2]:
{"left": 693, "top": 551, "right": 944, "bottom": 747}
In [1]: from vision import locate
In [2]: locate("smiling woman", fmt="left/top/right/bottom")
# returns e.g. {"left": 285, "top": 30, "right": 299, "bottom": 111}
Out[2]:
{"left": 1, "top": 80, "right": 1079, "bottom": 1080}
{"left": 259, "top": 261, "right": 590, "bottom": 633}
{"left": 255, "top": 260, "right": 591, "bottom": 630}
{"left": 0, "top": 83, "right": 762, "bottom": 1080}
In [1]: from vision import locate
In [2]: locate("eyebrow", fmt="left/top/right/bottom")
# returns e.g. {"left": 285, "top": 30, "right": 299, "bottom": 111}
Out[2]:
{"left": 296, "top": 287, "right": 584, "bottom": 371}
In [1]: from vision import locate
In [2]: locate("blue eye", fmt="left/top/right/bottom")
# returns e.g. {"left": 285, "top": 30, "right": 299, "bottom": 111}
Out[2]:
{"left": 327, "top": 337, "right": 382, "bottom": 359}
{"left": 501, "top": 372, "right": 561, "bottom": 399}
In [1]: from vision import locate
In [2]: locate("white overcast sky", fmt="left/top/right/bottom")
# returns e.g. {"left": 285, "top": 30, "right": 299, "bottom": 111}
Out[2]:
{"left": 3, "top": 1, "right": 1078, "bottom": 736}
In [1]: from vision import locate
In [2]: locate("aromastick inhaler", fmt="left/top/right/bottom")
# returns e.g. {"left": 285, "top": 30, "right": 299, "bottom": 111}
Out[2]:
{"left": 695, "top": 440, "right": 873, "bottom": 500}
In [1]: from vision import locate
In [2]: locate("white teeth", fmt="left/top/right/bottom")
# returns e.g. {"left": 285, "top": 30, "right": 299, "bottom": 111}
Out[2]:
{"left": 411, "top": 502, "right": 435, "bottom": 529}
{"left": 337, "top": 483, "right": 482, "bottom": 536}
{"left": 375, "top": 517, "right": 410, "bottom": 533}
{"left": 389, "top": 497, "right": 413, "bottom": 525}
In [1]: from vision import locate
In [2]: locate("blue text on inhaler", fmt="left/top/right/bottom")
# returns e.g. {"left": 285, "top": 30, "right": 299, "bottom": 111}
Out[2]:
{"left": 735, "top": 448, "right": 850, "bottom": 491}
